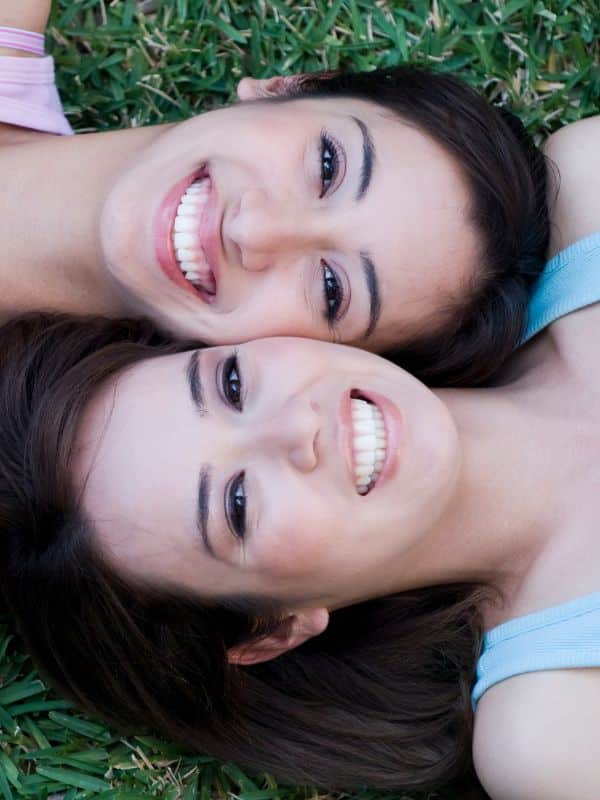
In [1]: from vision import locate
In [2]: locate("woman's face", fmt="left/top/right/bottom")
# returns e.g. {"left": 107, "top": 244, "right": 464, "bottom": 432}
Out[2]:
{"left": 101, "top": 95, "right": 478, "bottom": 350}
{"left": 74, "top": 338, "right": 461, "bottom": 608}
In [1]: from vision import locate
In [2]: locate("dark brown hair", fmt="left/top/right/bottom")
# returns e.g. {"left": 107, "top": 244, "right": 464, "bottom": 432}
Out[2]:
{"left": 285, "top": 66, "right": 550, "bottom": 385}
{"left": 0, "top": 314, "right": 486, "bottom": 791}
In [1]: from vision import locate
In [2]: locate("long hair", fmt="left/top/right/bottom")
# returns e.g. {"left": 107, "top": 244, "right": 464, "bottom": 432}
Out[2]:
{"left": 0, "top": 313, "right": 486, "bottom": 791}
{"left": 285, "top": 66, "right": 550, "bottom": 386}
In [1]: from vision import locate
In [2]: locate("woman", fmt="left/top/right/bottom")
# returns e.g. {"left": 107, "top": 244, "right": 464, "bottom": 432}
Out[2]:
{"left": 0, "top": 0, "right": 549, "bottom": 385}
{"left": 1, "top": 117, "right": 599, "bottom": 795}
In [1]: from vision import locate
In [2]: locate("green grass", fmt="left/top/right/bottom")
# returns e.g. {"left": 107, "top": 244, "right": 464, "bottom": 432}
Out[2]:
{"left": 49, "top": 0, "right": 599, "bottom": 135}
{"left": 2, "top": 0, "right": 599, "bottom": 797}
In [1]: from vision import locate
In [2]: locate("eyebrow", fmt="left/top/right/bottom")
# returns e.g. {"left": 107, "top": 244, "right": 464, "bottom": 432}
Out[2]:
{"left": 361, "top": 252, "right": 382, "bottom": 339}
{"left": 186, "top": 352, "right": 218, "bottom": 560}
{"left": 186, "top": 349, "right": 206, "bottom": 415}
{"left": 197, "top": 465, "right": 217, "bottom": 560}
{"left": 351, "top": 115, "right": 375, "bottom": 202}
{"left": 349, "top": 118, "right": 380, "bottom": 338}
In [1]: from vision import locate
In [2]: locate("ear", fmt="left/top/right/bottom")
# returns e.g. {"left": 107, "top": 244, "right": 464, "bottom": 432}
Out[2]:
{"left": 236, "top": 75, "right": 306, "bottom": 101}
{"left": 227, "top": 608, "right": 329, "bottom": 666}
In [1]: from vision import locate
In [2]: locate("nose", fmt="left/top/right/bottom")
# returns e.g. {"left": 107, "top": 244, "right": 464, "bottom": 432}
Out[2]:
{"left": 251, "top": 395, "right": 320, "bottom": 473}
{"left": 225, "top": 188, "right": 326, "bottom": 271}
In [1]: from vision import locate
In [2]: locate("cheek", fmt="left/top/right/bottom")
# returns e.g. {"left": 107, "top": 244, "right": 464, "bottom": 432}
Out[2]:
{"left": 253, "top": 509, "right": 335, "bottom": 579}
{"left": 239, "top": 292, "right": 305, "bottom": 332}
{"left": 224, "top": 278, "right": 317, "bottom": 340}
{"left": 244, "top": 112, "right": 304, "bottom": 157}
{"left": 210, "top": 109, "right": 301, "bottom": 181}
{"left": 100, "top": 182, "right": 139, "bottom": 278}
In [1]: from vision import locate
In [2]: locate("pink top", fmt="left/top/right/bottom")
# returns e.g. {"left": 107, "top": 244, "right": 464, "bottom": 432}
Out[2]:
{"left": 0, "top": 26, "right": 72, "bottom": 136}
{"left": 0, "top": 27, "right": 45, "bottom": 56}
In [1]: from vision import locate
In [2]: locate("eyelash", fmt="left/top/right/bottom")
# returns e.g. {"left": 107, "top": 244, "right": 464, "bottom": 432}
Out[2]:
{"left": 225, "top": 471, "right": 246, "bottom": 540}
{"left": 319, "top": 130, "right": 339, "bottom": 199}
{"left": 221, "top": 351, "right": 243, "bottom": 411}
{"left": 322, "top": 260, "right": 344, "bottom": 329}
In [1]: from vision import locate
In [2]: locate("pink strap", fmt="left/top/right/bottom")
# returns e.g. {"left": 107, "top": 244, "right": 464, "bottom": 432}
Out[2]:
{"left": 0, "top": 26, "right": 45, "bottom": 56}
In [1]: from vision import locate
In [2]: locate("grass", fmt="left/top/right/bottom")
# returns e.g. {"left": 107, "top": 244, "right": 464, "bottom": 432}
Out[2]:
{"left": 1, "top": 0, "right": 598, "bottom": 797}
{"left": 49, "top": 0, "right": 599, "bottom": 135}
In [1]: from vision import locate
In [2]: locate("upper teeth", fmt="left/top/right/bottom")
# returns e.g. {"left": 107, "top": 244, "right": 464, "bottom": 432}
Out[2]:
{"left": 172, "top": 177, "right": 216, "bottom": 294}
{"left": 351, "top": 398, "right": 386, "bottom": 495}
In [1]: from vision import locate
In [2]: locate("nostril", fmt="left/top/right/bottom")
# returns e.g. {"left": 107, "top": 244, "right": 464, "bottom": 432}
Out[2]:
{"left": 230, "top": 197, "right": 242, "bottom": 222}
{"left": 312, "top": 428, "right": 320, "bottom": 467}
{"left": 231, "top": 237, "right": 244, "bottom": 269}
{"left": 223, "top": 200, "right": 244, "bottom": 268}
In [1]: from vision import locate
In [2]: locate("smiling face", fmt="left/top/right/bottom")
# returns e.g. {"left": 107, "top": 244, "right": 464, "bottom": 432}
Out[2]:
{"left": 74, "top": 338, "right": 461, "bottom": 608}
{"left": 100, "top": 96, "right": 478, "bottom": 350}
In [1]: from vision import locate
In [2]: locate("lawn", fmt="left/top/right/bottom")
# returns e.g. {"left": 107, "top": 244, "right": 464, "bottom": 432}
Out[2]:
{"left": 1, "top": 0, "right": 598, "bottom": 798}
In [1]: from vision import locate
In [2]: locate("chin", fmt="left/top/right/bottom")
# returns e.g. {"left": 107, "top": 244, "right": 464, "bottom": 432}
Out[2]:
{"left": 404, "top": 395, "right": 461, "bottom": 531}
{"left": 99, "top": 181, "right": 161, "bottom": 307}
{"left": 424, "top": 422, "right": 461, "bottom": 526}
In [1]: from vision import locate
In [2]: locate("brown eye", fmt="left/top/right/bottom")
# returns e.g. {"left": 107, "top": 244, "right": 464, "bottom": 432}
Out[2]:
{"left": 322, "top": 260, "right": 344, "bottom": 325}
{"left": 225, "top": 471, "right": 246, "bottom": 540}
{"left": 319, "top": 131, "right": 339, "bottom": 197}
{"left": 222, "top": 353, "right": 243, "bottom": 411}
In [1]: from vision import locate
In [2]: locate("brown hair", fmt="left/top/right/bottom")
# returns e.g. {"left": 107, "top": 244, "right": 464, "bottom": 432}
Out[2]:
{"left": 286, "top": 66, "right": 550, "bottom": 386}
{"left": 0, "top": 313, "right": 486, "bottom": 792}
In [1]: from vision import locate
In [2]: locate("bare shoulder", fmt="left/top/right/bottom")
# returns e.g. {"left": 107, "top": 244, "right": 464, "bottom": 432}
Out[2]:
{"left": 0, "top": 0, "right": 52, "bottom": 34}
{"left": 544, "top": 116, "right": 600, "bottom": 256}
{"left": 473, "top": 669, "right": 600, "bottom": 799}
{"left": 0, "top": 0, "right": 53, "bottom": 144}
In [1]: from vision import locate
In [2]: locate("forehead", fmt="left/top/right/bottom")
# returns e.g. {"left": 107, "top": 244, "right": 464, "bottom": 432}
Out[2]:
{"left": 368, "top": 116, "right": 475, "bottom": 349}
{"left": 73, "top": 355, "right": 207, "bottom": 535}
{"left": 268, "top": 96, "right": 478, "bottom": 349}
{"left": 74, "top": 354, "right": 190, "bottom": 477}
{"left": 71, "top": 355, "right": 221, "bottom": 585}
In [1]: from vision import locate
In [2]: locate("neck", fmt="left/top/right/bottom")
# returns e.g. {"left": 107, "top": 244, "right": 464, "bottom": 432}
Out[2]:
{"left": 0, "top": 125, "right": 171, "bottom": 320}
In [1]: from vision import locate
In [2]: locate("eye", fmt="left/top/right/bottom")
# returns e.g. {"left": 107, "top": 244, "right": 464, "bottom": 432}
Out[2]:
{"left": 221, "top": 352, "right": 243, "bottom": 411}
{"left": 322, "top": 260, "right": 344, "bottom": 326}
{"left": 225, "top": 471, "right": 247, "bottom": 540}
{"left": 319, "top": 131, "right": 339, "bottom": 198}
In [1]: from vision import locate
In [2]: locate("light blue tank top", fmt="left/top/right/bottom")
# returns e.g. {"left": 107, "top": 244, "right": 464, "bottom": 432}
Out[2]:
{"left": 473, "top": 230, "right": 600, "bottom": 707}
{"left": 472, "top": 593, "right": 600, "bottom": 706}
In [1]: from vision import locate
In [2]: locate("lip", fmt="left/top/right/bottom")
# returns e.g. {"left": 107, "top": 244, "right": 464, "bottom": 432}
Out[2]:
{"left": 339, "top": 388, "right": 402, "bottom": 494}
{"left": 153, "top": 168, "right": 217, "bottom": 303}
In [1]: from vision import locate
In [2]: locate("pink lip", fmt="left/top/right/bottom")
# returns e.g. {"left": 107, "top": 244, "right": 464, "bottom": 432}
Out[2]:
{"left": 339, "top": 389, "right": 402, "bottom": 495}
{"left": 153, "top": 168, "right": 218, "bottom": 303}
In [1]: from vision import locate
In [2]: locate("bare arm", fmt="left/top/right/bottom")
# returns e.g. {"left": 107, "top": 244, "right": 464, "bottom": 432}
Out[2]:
{"left": 474, "top": 670, "right": 600, "bottom": 799}
{"left": 544, "top": 115, "right": 600, "bottom": 257}
{"left": 0, "top": 0, "right": 52, "bottom": 56}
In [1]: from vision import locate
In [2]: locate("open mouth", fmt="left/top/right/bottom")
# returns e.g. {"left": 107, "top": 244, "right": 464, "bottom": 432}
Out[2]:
{"left": 350, "top": 391, "right": 387, "bottom": 495}
{"left": 171, "top": 172, "right": 217, "bottom": 298}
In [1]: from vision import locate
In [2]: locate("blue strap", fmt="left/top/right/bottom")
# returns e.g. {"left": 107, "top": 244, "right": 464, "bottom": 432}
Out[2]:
{"left": 472, "top": 592, "right": 600, "bottom": 708}
{"left": 522, "top": 231, "right": 600, "bottom": 344}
